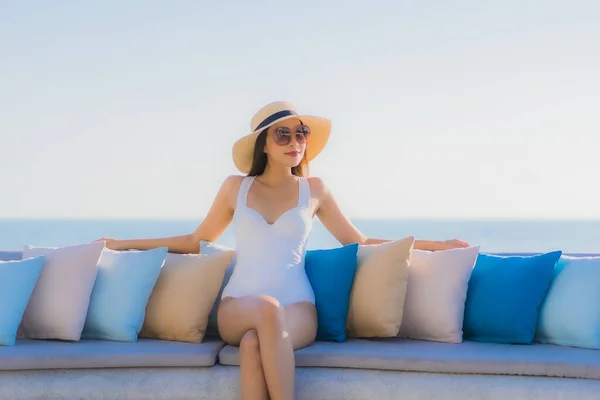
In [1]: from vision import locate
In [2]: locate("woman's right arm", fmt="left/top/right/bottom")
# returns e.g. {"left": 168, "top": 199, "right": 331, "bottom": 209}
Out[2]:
{"left": 101, "top": 176, "right": 242, "bottom": 254}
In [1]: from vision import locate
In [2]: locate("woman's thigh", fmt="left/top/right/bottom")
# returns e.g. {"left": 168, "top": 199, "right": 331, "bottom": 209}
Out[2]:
{"left": 217, "top": 295, "right": 279, "bottom": 345}
{"left": 217, "top": 295, "right": 317, "bottom": 350}
{"left": 284, "top": 301, "right": 317, "bottom": 350}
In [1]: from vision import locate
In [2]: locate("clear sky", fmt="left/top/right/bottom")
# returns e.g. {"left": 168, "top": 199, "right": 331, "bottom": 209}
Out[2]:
{"left": 1, "top": 1, "right": 599, "bottom": 220}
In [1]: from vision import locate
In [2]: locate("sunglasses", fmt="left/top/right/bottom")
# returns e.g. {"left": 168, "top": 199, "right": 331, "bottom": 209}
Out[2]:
{"left": 272, "top": 125, "right": 311, "bottom": 146}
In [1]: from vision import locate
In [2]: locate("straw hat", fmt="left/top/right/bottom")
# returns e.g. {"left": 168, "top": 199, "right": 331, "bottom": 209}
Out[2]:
{"left": 232, "top": 101, "right": 332, "bottom": 174}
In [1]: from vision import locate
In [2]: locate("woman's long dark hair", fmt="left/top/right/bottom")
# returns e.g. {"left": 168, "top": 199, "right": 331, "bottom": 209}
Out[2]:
{"left": 247, "top": 128, "right": 308, "bottom": 177}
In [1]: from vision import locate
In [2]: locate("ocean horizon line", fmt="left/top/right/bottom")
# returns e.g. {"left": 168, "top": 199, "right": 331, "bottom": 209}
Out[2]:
{"left": 1, "top": 217, "right": 599, "bottom": 223}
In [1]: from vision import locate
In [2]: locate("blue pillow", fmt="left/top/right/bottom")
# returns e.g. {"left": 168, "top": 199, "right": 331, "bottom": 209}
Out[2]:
{"left": 82, "top": 247, "right": 167, "bottom": 342}
{"left": 536, "top": 255, "right": 600, "bottom": 349}
{"left": 0, "top": 256, "right": 45, "bottom": 346}
{"left": 463, "top": 251, "right": 562, "bottom": 344}
{"left": 305, "top": 243, "right": 359, "bottom": 342}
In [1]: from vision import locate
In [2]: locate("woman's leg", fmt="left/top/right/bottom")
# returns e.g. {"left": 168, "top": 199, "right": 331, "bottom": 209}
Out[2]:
{"left": 218, "top": 295, "right": 293, "bottom": 399}
{"left": 217, "top": 296, "right": 317, "bottom": 400}
{"left": 284, "top": 301, "right": 318, "bottom": 350}
{"left": 239, "top": 329, "right": 268, "bottom": 400}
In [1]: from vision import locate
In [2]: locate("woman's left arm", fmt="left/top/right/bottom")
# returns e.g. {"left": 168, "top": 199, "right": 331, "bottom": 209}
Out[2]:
{"left": 312, "top": 178, "right": 469, "bottom": 251}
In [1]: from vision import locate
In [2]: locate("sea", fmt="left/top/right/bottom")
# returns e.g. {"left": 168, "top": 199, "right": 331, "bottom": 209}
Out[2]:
{"left": 1, "top": 219, "right": 599, "bottom": 254}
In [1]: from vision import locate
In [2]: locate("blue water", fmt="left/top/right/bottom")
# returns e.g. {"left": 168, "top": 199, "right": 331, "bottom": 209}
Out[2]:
{"left": 1, "top": 219, "right": 599, "bottom": 253}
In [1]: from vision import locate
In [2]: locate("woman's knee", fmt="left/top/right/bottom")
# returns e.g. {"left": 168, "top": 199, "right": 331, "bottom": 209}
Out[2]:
{"left": 252, "top": 295, "right": 285, "bottom": 327}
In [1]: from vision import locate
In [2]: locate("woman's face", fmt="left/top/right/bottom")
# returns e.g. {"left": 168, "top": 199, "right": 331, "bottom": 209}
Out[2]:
{"left": 263, "top": 118, "right": 311, "bottom": 169}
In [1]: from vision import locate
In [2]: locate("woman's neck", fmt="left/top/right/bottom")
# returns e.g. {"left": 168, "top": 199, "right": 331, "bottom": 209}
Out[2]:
{"left": 259, "top": 164, "right": 295, "bottom": 186}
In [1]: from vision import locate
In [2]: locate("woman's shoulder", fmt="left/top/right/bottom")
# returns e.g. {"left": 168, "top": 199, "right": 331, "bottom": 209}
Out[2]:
{"left": 223, "top": 174, "right": 246, "bottom": 185}
{"left": 306, "top": 176, "right": 329, "bottom": 198}
{"left": 218, "top": 175, "right": 247, "bottom": 196}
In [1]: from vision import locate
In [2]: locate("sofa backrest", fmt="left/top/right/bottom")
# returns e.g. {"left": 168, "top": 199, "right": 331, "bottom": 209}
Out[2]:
{"left": 494, "top": 252, "right": 600, "bottom": 257}
{"left": 1, "top": 249, "right": 599, "bottom": 262}
{"left": 0, "top": 250, "right": 23, "bottom": 261}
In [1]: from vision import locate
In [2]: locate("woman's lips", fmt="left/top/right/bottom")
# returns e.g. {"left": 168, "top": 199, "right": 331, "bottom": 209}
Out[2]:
{"left": 285, "top": 151, "right": 299, "bottom": 157}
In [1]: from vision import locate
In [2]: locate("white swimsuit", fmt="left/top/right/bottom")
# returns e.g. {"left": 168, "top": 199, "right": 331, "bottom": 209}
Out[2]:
{"left": 221, "top": 176, "right": 316, "bottom": 306}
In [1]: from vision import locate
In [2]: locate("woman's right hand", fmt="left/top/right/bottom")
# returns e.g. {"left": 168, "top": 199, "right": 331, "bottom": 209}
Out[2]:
{"left": 94, "top": 237, "right": 123, "bottom": 250}
{"left": 88, "top": 176, "right": 239, "bottom": 255}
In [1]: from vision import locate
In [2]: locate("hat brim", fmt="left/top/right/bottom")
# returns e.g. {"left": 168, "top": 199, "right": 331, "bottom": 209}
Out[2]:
{"left": 232, "top": 114, "right": 331, "bottom": 174}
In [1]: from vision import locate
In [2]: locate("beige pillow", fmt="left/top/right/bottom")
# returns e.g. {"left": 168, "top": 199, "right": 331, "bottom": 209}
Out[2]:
{"left": 346, "top": 236, "right": 415, "bottom": 338}
{"left": 20, "top": 242, "right": 104, "bottom": 341}
{"left": 139, "top": 250, "right": 234, "bottom": 343}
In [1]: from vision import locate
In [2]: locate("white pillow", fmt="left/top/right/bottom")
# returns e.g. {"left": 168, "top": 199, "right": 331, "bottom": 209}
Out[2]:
{"left": 397, "top": 246, "right": 480, "bottom": 343}
{"left": 19, "top": 242, "right": 104, "bottom": 341}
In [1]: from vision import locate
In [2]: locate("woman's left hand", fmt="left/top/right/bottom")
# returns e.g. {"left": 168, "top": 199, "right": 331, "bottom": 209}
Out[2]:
{"left": 435, "top": 239, "right": 470, "bottom": 251}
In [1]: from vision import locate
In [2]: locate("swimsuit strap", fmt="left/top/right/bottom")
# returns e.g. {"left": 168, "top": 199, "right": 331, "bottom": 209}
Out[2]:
{"left": 298, "top": 177, "right": 311, "bottom": 209}
{"left": 236, "top": 176, "right": 256, "bottom": 209}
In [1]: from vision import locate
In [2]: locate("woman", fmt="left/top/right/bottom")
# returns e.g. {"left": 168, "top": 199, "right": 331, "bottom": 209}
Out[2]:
{"left": 100, "top": 101, "right": 469, "bottom": 400}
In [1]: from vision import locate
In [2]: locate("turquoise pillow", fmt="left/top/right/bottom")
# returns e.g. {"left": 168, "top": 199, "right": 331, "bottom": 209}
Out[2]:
{"left": 82, "top": 247, "right": 167, "bottom": 342}
{"left": 305, "top": 243, "right": 359, "bottom": 342}
{"left": 0, "top": 256, "right": 45, "bottom": 346}
{"left": 536, "top": 255, "right": 600, "bottom": 349}
{"left": 463, "top": 251, "right": 562, "bottom": 344}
